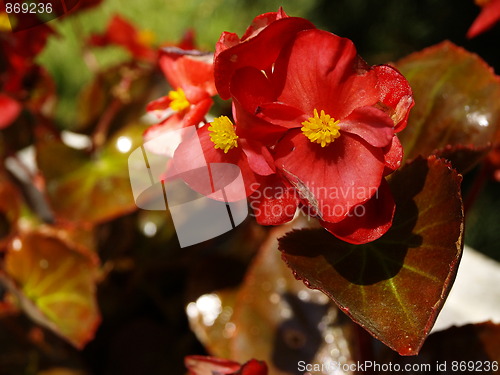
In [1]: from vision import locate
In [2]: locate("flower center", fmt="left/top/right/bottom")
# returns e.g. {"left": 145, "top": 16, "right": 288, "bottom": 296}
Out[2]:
{"left": 168, "top": 88, "right": 190, "bottom": 112}
{"left": 301, "top": 109, "right": 341, "bottom": 147}
{"left": 138, "top": 29, "right": 156, "bottom": 46}
{"left": 208, "top": 116, "right": 239, "bottom": 153}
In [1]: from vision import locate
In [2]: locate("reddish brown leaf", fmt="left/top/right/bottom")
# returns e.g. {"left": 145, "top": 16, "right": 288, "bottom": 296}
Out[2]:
{"left": 279, "top": 156, "right": 464, "bottom": 355}
{"left": 3, "top": 227, "right": 101, "bottom": 348}
{"left": 395, "top": 41, "right": 500, "bottom": 172}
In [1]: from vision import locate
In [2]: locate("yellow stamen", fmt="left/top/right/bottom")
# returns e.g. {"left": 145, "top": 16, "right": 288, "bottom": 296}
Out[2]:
{"left": 208, "top": 116, "right": 238, "bottom": 153}
{"left": 301, "top": 109, "right": 341, "bottom": 147}
{"left": 168, "top": 88, "right": 190, "bottom": 112}
{"left": 138, "top": 29, "right": 156, "bottom": 46}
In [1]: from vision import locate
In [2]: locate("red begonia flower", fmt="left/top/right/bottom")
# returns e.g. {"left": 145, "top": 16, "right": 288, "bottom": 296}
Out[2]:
{"left": 225, "top": 29, "right": 413, "bottom": 242}
{"left": 89, "top": 15, "right": 156, "bottom": 62}
{"left": 145, "top": 42, "right": 216, "bottom": 156}
{"left": 185, "top": 355, "right": 268, "bottom": 375}
{"left": 467, "top": 0, "right": 500, "bottom": 38}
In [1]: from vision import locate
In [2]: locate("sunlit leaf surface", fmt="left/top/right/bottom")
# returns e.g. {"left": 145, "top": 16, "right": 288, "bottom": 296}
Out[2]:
{"left": 4, "top": 228, "right": 101, "bottom": 348}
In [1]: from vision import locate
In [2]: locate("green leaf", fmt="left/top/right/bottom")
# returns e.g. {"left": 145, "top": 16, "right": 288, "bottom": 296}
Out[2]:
{"left": 395, "top": 41, "right": 500, "bottom": 173}
{"left": 36, "top": 123, "right": 147, "bottom": 224}
{"left": 279, "top": 156, "right": 464, "bottom": 355}
{"left": 3, "top": 227, "right": 101, "bottom": 348}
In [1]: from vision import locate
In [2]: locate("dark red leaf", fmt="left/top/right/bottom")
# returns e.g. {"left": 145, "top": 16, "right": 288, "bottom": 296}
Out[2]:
{"left": 279, "top": 156, "right": 464, "bottom": 355}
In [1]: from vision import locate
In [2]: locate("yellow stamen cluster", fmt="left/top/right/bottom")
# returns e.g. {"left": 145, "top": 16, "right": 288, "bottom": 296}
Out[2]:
{"left": 208, "top": 116, "right": 239, "bottom": 153}
{"left": 301, "top": 109, "right": 341, "bottom": 147}
{"left": 168, "top": 88, "right": 190, "bottom": 112}
{"left": 138, "top": 29, "right": 156, "bottom": 46}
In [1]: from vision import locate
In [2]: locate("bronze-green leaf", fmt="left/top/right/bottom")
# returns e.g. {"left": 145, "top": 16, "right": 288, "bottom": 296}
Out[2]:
{"left": 279, "top": 156, "right": 464, "bottom": 355}
{"left": 36, "top": 123, "right": 147, "bottom": 224}
{"left": 395, "top": 41, "right": 500, "bottom": 172}
{"left": 3, "top": 227, "right": 101, "bottom": 348}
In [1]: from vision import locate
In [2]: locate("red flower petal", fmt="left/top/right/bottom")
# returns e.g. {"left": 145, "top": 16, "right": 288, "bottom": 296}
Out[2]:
{"left": 240, "top": 8, "right": 289, "bottom": 40}
{"left": 340, "top": 106, "right": 394, "bottom": 148}
{"left": 256, "top": 102, "right": 308, "bottom": 128}
{"left": 183, "top": 97, "right": 213, "bottom": 126}
{"left": 0, "top": 94, "right": 22, "bottom": 129}
{"left": 146, "top": 95, "right": 172, "bottom": 112}
{"left": 214, "top": 17, "right": 315, "bottom": 99}
{"left": 159, "top": 50, "right": 217, "bottom": 96}
{"left": 184, "top": 356, "right": 268, "bottom": 375}
{"left": 239, "top": 138, "right": 275, "bottom": 176}
{"left": 373, "top": 65, "right": 414, "bottom": 132}
{"left": 249, "top": 174, "right": 299, "bottom": 225}
{"left": 232, "top": 100, "right": 290, "bottom": 145}
{"left": 274, "top": 130, "right": 385, "bottom": 223}
{"left": 467, "top": 0, "right": 500, "bottom": 38}
{"left": 273, "top": 29, "right": 360, "bottom": 117}
{"left": 382, "top": 135, "right": 404, "bottom": 176}
{"left": 320, "top": 179, "right": 395, "bottom": 244}
{"left": 185, "top": 355, "right": 242, "bottom": 375}
{"left": 89, "top": 15, "right": 156, "bottom": 61}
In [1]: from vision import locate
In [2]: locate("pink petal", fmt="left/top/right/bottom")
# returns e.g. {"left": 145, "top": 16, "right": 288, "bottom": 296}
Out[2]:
{"left": 274, "top": 130, "right": 385, "bottom": 223}
{"left": 340, "top": 106, "right": 394, "bottom": 148}
{"left": 320, "top": 179, "right": 395, "bottom": 244}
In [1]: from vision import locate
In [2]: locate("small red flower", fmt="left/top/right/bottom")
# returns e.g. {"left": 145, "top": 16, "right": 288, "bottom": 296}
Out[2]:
{"left": 225, "top": 28, "right": 413, "bottom": 243}
{"left": 89, "top": 15, "right": 157, "bottom": 62}
{"left": 185, "top": 355, "right": 268, "bottom": 375}
{"left": 172, "top": 115, "right": 275, "bottom": 200}
{"left": 467, "top": 0, "right": 500, "bottom": 38}
{"left": 144, "top": 36, "right": 217, "bottom": 156}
